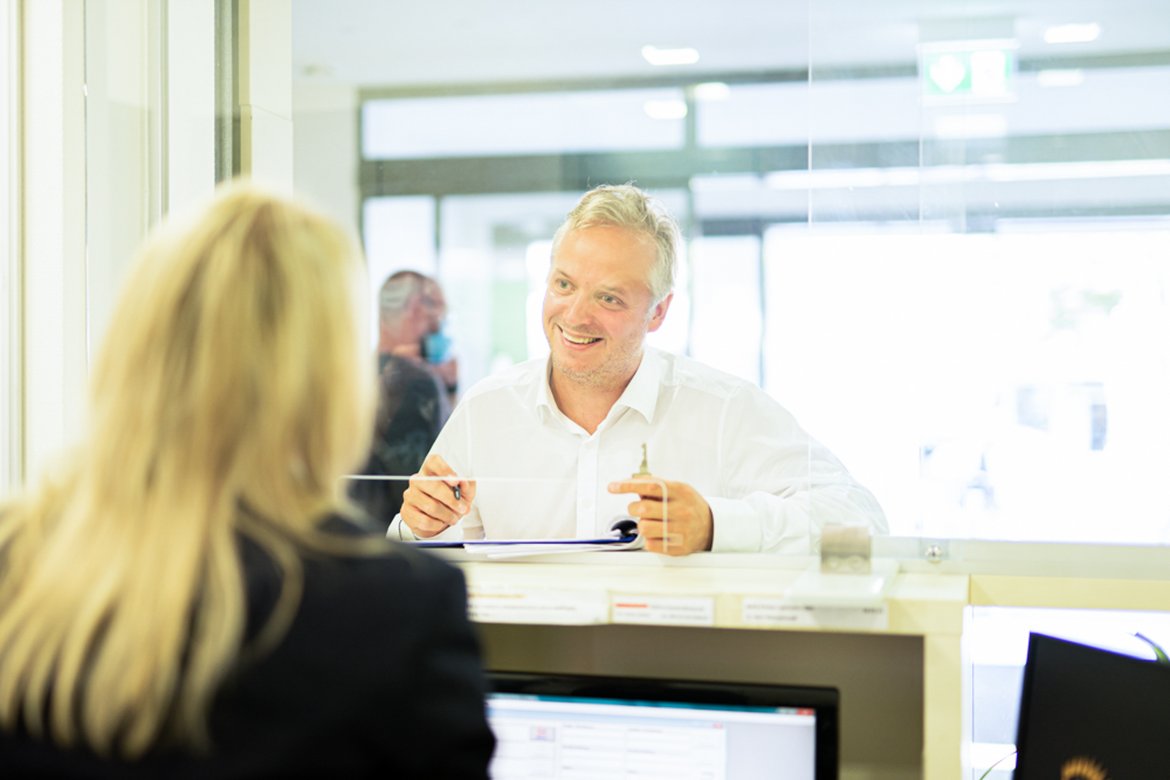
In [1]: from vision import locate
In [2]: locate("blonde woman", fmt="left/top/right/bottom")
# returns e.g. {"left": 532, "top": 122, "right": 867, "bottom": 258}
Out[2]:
{"left": 0, "top": 183, "right": 495, "bottom": 776}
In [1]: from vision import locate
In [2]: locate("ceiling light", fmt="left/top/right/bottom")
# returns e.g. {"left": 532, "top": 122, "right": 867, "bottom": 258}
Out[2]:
{"left": 933, "top": 114, "right": 1008, "bottom": 139}
{"left": 689, "top": 174, "right": 762, "bottom": 192}
{"left": 1036, "top": 69, "right": 1085, "bottom": 87}
{"left": 982, "top": 159, "right": 1170, "bottom": 182}
{"left": 643, "top": 99, "right": 688, "bottom": 120}
{"left": 641, "top": 45, "right": 700, "bottom": 66}
{"left": 762, "top": 159, "right": 1170, "bottom": 190}
{"left": 693, "top": 82, "right": 730, "bottom": 101}
{"left": 1043, "top": 23, "right": 1101, "bottom": 44}
{"left": 764, "top": 167, "right": 929, "bottom": 190}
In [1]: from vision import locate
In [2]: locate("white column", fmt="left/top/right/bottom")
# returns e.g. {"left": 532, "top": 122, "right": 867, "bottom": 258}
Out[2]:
{"left": 20, "top": 0, "right": 217, "bottom": 481}
{"left": 1, "top": 0, "right": 19, "bottom": 489}
{"left": 166, "top": 0, "right": 216, "bottom": 214}
{"left": 292, "top": 81, "right": 358, "bottom": 228}
{"left": 238, "top": 0, "right": 293, "bottom": 190}
{"left": 85, "top": 0, "right": 217, "bottom": 354}
{"left": 21, "top": 0, "right": 87, "bottom": 479}
{"left": 83, "top": 0, "right": 151, "bottom": 368}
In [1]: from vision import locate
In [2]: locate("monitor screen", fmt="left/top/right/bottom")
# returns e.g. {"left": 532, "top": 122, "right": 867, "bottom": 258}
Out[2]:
{"left": 486, "top": 672, "right": 838, "bottom": 780}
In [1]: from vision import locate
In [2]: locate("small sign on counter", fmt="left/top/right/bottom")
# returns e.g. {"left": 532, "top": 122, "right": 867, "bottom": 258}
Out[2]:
{"left": 467, "top": 586, "right": 609, "bottom": 625}
{"left": 611, "top": 594, "right": 715, "bottom": 626}
{"left": 741, "top": 597, "right": 889, "bottom": 630}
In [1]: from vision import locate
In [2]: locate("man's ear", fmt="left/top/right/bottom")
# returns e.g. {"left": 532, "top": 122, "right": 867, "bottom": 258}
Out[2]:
{"left": 646, "top": 293, "right": 673, "bottom": 333}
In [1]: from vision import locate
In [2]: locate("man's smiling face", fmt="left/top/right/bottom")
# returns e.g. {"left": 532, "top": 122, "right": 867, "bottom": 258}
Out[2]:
{"left": 543, "top": 224, "right": 671, "bottom": 394}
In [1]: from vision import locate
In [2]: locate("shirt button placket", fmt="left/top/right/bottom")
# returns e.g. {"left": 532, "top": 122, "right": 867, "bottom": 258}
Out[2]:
{"left": 576, "top": 435, "right": 598, "bottom": 537}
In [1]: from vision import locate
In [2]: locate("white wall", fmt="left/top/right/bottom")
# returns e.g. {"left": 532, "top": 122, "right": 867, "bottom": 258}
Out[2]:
{"left": 85, "top": 0, "right": 217, "bottom": 358}
{"left": 292, "top": 81, "right": 359, "bottom": 234}
{"left": 238, "top": 0, "right": 294, "bottom": 191}
{"left": 1, "top": 0, "right": 18, "bottom": 492}
{"left": 18, "top": 0, "right": 215, "bottom": 482}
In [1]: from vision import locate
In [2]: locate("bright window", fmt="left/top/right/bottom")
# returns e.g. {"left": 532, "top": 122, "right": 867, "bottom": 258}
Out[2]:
{"left": 765, "top": 227, "right": 1170, "bottom": 541}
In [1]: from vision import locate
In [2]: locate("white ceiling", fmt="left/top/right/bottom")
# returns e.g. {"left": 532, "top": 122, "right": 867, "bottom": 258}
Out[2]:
{"left": 292, "top": 0, "right": 1170, "bottom": 89}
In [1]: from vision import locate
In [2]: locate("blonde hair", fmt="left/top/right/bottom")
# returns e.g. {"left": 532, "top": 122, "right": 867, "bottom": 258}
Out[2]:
{"left": 0, "top": 182, "right": 378, "bottom": 757}
{"left": 550, "top": 183, "right": 680, "bottom": 303}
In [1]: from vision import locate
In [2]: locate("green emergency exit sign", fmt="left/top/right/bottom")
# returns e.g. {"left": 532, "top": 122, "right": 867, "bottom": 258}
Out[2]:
{"left": 920, "top": 43, "right": 1016, "bottom": 101}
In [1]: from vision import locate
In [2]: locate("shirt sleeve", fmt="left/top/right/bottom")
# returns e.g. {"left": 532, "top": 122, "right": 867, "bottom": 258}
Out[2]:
{"left": 386, "top": 397, "right": 485, "bottom": 542}
{"left": 705, "top": 384, "right": 888, "bottom": 554}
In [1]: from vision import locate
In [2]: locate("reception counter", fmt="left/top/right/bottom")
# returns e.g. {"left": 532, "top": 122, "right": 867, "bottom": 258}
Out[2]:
{"left": 445, "top": 552, "right": 970, "bottom": 780}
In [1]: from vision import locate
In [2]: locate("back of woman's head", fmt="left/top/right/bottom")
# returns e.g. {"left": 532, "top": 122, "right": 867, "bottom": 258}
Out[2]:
{"left": 0, "top": 181, "right": 375, "bottom": 758}
{"left": 89, "top": 181, "right": 373, "bottom": 523}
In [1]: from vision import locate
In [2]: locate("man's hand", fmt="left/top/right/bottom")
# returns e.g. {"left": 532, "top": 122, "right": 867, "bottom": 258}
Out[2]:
{"left": 607, "top": 476, "right": 713, "bottom": 556}
{"left": 401, "top": 454, "right": 474, "bottom": 538}
{"left": 390, "top": 342, "right": 424, "bottom": 361}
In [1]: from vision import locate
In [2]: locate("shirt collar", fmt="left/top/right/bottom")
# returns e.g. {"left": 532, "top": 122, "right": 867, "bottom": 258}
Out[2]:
{"left": 536, "top": 348, "right": 662, "bottom": 426}
{"left": 613, "top": 348, "right": 661, "bottom": 424}
{"left": 535, "top": 359, "right": 557, "bottom": 421}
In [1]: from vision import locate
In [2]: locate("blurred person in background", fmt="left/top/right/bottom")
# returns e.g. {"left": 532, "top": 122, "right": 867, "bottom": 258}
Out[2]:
{"left": 380, "top": 270, "right": 459, "bottom": 407}
{"left": 0, "top": 183, "right": 494, "bottom": 777}
{"left": 350, "top": 271, "right": 459, "bottom": 528}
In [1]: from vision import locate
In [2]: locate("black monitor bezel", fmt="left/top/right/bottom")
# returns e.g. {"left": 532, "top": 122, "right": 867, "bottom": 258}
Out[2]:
{"left": 1014, "top": 631, "right": 1170, "bottom": 778}
{"left": 487, "top": 670, "right": 839, "bottom": 780}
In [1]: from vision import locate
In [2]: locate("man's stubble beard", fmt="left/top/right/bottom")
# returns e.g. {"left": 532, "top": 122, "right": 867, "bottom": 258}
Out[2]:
{"left": 549, "top": 344, "right": 644, "bottom": 394}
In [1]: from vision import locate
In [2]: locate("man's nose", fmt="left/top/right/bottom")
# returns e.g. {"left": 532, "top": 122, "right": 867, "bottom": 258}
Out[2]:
{"left": 563, "top": 291, "right": 593, "bottom": 324}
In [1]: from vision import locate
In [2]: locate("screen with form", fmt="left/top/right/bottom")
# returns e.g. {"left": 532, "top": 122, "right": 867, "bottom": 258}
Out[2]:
{"left": 487, "top": 673, "right": 837, "bottom": 780}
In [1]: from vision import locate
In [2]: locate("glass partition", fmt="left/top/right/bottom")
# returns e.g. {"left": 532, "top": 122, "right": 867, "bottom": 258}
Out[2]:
{"left": 291, "top": 0, "right": 1170, "bottom": 553}
{"left": 807, "top": 0, "right": 1170, "bottom": 545}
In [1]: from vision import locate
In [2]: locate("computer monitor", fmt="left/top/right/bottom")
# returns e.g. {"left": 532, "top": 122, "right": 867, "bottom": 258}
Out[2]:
{"left": 1014, "top": 632, "right": 1170, "bottom": 779}
{"left": 486, "top": 671, "right": 838, "bottom": 780}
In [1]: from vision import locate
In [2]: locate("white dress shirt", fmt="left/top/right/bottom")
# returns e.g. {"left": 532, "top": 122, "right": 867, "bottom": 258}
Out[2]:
{"left": 388, "top": 348, "right": 886, "bottom": 553}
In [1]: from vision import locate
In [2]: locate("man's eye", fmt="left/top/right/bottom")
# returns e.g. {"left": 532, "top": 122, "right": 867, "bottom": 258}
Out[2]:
{"left": 600, "top": 294, "right": 621, "bottom": 306}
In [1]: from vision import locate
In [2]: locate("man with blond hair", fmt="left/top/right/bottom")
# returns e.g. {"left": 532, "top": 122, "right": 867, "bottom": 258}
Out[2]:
{"left": 391, "top": 184, "right": 886, "bottom": 555}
